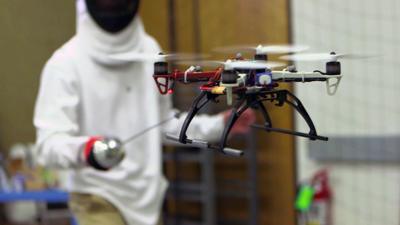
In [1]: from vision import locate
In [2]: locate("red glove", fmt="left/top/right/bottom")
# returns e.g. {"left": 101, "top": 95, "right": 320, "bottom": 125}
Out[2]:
{"left": 222, "top": 109, "right": 256, "bottom": 136}
{"left": 83, "top": 137, "right": 125, "bottom": 171}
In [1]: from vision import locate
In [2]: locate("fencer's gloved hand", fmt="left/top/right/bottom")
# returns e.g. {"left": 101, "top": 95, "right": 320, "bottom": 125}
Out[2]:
{"left": 222, "top": 109, "right": 256, "bottom": 136}
{"left": 82, "top": 137, "right": 125, "bottom": 171}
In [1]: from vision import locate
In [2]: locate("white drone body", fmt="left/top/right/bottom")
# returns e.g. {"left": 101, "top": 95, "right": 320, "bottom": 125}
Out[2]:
{"left": 217, "top": 56, "right": 344, "bottom": 105}
{"left": 110, "top": 44, "right": 366, "bottom": 106}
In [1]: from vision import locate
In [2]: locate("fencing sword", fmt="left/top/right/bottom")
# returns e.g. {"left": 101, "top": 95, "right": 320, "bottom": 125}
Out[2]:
{"left": 87, "top": 112, "right": 182, "bottom": 170}
{"left": 121, "top": 111, "right": 182, "bottom": 146}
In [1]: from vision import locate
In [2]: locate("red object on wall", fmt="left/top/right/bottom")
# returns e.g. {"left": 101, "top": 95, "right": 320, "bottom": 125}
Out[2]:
{"left": 310, "top": 169, "right": 333, "bottom": 225}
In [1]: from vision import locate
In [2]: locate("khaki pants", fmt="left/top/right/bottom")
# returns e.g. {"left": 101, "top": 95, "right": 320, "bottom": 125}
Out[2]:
{"left": 69, "top": 193, "right": 163, "bottom": 225}
{"left": 69, "top": 193, "right": 127, "bottom": 225}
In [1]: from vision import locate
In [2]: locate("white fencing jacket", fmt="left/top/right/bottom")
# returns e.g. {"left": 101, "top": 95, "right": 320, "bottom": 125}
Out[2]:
{"left": 33, "top": 1, "right": 224, "bottom": 224}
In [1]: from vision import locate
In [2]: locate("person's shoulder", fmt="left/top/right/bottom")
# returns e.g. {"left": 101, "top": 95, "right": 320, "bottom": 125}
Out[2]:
{"left": 45, "top": 37, "right": 79, "bottom": 70}
{"left": 41, "top": 37, "right": 80, "bottom": 81}
{"left": 143, "top": 34, "right": 162, "bottom": 53}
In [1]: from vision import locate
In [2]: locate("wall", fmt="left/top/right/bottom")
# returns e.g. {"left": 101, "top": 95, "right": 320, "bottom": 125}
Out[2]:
{"left": 0, "top": 1, "right": 76, "bottom": 152}
{"left": 291, "top": 0, "right": 400, "bottom": 224}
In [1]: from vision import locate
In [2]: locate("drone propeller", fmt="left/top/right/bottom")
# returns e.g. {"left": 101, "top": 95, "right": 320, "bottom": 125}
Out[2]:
{"left": 213, "top": 44, "right": 309, "bottom": 55}
{"left": 110, "top": 52, "right": 206, "bottom": 62}
{"left": 280, "top": 52, "right": 373, "bottom": 62}
{"left": 176, "top": 60, "right": 223, "bottom": 68}
{"left": 178, "top": 60, "right": 286, "bottom": 70}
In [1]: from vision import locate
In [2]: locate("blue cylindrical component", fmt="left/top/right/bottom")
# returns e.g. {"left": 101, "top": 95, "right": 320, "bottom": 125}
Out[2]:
{"left": 256, "top": 71, "right": 273, "bottom": 86}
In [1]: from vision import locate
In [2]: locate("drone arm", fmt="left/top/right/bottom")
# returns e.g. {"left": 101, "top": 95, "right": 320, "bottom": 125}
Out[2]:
{"left": 271, "top": 71, "right": 343, "bottom": 95}
{"left": 173, "top": 71, "right": 218, "bottom": 83}
{"left": 271, "top": 71, "right": 336, "bottom": 82}
{"left": 153, "top": 70, "right": 219, "bottom": 95}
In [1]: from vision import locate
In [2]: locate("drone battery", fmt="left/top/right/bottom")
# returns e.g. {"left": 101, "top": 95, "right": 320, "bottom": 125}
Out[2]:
{"left": 154, "top": 62, "right": 169, "bottom": 75}
{"left": 211, "top": 87, "right": 226, "bottom": 95}
{"left": 326, "top": 61, "right": 341, "bottom": 75}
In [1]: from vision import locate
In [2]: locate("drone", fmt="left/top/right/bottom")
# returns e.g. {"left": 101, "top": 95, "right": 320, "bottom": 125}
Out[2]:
{"left": 113, "top": 45, "right": 360, "bottom": 157}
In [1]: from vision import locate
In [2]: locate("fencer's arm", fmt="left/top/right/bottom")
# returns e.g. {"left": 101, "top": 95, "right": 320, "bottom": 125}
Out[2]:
{"left": 159, "top": 95, "right": 225, "bottom": 144}
{"left": 35, "top": 61, "right": 124, "bottom": 170}
{"left": 34, "top": 61, "right": 88, "bottom": 169}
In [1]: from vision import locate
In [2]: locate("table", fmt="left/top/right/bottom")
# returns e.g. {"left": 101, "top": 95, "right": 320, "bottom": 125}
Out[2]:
{"left": 0, "top": 190, "right": 77, "bottom": 225}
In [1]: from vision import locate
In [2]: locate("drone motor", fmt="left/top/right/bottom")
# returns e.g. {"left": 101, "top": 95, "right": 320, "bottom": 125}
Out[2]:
{"left": 254, "top": 54, "right": 268, "bottom": 61}
{"left": 154, "top": 61, "right": 169, "bottom": 75}
{"left": 326, "top": 61, "right": 341, "bottom": 75}
{"left": 221, "top": 70, "right": 239, "bottom": 84}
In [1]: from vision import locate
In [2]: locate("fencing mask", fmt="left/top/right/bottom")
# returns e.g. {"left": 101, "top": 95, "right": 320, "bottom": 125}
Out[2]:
{"left": 85, "top": 0, "right": 140, "bottom": 33}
